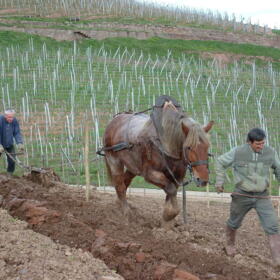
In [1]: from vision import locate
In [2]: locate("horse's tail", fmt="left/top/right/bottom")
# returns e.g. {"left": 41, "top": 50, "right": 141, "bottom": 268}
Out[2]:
{"left": 104, "top": 157, "right": 113, "bottom": 185}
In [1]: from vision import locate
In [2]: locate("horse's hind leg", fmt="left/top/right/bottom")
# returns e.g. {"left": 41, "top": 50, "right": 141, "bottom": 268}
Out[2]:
{"left": 124, "top": 170, "right": 136, "bottom": 189}
{"left": 115, "top": 170, "right": 136, "bottom": 214}
{"left": 105, "top": 155, "right": 130, "bottom": 215}
{"left": 114, "top": 175, "right": 130, "bottom": 214}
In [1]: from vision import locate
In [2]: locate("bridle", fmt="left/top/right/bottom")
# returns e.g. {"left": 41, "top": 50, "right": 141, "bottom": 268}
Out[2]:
{"left": 156, "top": 141, "right": 212, "bottom": 187}
{"left": 182, "top": 146, "right": 211, "bottom": 186}
{"left": 183, "top": 146, "right": 209, "bottom": 169}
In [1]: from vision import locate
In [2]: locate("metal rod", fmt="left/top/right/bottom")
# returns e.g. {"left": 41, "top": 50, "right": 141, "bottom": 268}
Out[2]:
{"left": 182, "top": 185, "right": 187, "bottom": 224}
{"left": 61, "top": 147, "right": 77, "bottom": 173}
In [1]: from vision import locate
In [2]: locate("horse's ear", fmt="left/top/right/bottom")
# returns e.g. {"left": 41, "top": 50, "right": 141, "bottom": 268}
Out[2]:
{"left": 181, "top": 122, "right": 189, "bottom": 136}
{"left": 204, "top": 121, "right": 214, "bottom": 132}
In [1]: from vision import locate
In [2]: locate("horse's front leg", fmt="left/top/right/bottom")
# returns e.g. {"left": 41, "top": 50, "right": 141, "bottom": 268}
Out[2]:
{"left": 144, "top": 170, "right": 179, "bottom": 227}
{"left": 163, "top": 183, "right": 179, "bottom": 222}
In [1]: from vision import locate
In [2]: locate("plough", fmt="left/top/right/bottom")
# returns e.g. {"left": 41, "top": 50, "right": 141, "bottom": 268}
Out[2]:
{"left": 4, "top": 150, "right": 47, "bottom": 174}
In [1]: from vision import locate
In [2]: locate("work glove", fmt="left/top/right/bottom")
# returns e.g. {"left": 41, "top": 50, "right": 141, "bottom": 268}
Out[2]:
{"left": 17, "top": 143, "right": 24, "bottom": 152}
{"left": 215, "top": 184, "right": 224, "bottom": 193}
{"left": 0, "top": 144, "right": 4, "bottom": 153}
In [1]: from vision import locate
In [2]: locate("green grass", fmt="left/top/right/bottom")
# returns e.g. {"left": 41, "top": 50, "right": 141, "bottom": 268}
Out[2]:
{"left": 272, "top": 29, "right": 280, "bottom": 35}
{"left": 0, "top": 30, "right": 69, "bottom": 48}
{"left": 1, "top": 31, "right": 280, "bottom": 63}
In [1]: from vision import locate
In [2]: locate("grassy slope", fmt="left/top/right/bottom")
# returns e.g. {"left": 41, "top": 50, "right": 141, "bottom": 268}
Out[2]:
{"left": 1, "top": 30, "right": 280, "bottom": 64}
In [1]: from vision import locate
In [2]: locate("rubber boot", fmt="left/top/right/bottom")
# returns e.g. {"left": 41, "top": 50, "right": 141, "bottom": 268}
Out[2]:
{"left": 6, "top": 171, "right": 13, "bottom": 178}
{"left": 268, "top": 234, "right": 280, "bottom": 269}
{"left": 225, "top": 226, "right": 237, "bottom": 256}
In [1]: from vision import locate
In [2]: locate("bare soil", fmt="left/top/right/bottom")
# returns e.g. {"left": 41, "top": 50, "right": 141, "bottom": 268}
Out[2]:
{"left": 0, "top": 172, "right": 279, "bottom": 280}
{"left": 0, "top": 18, "right": 279, "bottom": 49}
{"left": 0, "top": 209, "right": 123, "bottom": 280}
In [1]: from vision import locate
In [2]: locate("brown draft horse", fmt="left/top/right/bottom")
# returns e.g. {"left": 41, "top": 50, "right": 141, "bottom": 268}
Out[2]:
{"left": 102, "top": 98, "right": 213, "bottom": 225}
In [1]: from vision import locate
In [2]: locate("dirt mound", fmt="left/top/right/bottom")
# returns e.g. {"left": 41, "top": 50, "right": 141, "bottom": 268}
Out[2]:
{"left": 0, "top": 172, "right": 279, "bottom": 280}
{"left": 0, "top": 209, "right": 123, "bottom": 280}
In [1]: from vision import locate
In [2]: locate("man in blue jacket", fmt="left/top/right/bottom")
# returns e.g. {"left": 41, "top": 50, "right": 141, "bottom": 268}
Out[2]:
{"left": 0, "top": 109, "right": 24, "bottom": 174}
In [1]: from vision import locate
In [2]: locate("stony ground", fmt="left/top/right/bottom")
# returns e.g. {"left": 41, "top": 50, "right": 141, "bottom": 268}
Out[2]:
{"left": 0, "top": 171, "right": 279, "bottom": 280}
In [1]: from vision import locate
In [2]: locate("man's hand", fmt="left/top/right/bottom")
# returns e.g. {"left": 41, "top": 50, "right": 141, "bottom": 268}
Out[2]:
{"left": 215, "top": 185, "right": 224, "bottom": 193}
{"left": 0, "top": 144, "right": 4, "bottom": 153}
{"left": 17, "top": 143, "right": 24, "bottom": 152}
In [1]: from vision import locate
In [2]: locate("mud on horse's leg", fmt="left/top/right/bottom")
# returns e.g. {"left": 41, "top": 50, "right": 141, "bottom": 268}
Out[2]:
{"left": 114, "top": 174, "right": 130, "bottom": 216}
{"left": 143, "top": 169, "right": 180, "bottom": 228}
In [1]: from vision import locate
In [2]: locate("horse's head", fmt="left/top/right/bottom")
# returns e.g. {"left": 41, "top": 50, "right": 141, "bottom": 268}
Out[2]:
{"left": 182, "top": 120, "right": 214, "bottom": 187}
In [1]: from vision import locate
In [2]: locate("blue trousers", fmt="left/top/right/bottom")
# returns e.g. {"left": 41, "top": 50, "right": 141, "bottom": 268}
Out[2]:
{"left": 0, "top": 145, "right": 16, "bottom": 173}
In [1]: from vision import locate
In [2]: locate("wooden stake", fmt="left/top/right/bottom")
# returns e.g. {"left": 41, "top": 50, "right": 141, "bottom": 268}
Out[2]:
{"left": 84, "top": 120, "right": 90, "bottom": 201}
{"left": 278, "top": 185, "right": 280, "bottom": 217}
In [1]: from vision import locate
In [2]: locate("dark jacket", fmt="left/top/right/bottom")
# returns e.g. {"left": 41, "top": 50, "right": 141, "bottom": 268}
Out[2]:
{"left": 0, "top": 115, "right": 23, "bottom": 148}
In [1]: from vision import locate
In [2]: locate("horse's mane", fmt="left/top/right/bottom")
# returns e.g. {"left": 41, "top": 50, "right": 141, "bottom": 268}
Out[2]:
{"left": 183, "top": 119, "right": 210, "bottom": 148}
{"left": 161, "top": 108, "right": 209, "bottom": 158}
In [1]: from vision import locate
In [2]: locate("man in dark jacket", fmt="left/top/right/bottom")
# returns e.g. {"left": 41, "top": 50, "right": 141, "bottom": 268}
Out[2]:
{"left": 0, "top": 109, "right": 24, "bottom": 174}
{"left": 215, "top": 128, "right": 280, "bottom": 268}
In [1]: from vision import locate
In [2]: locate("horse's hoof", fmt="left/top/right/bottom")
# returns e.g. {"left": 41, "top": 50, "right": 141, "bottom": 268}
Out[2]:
{"left": 163, "top": 208, "right": 179, "bottom": 222}
{"left": 122, "top": 206, "right": 130, "bottom": 216}
{"left": 161, "top": 219, "right": 175, "bottom": 230}
{"left": 115, "top": 200, "right": 130, "bottom": 216}
{"left": 224, "top": 245, "right": 237, "bottom": 256}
